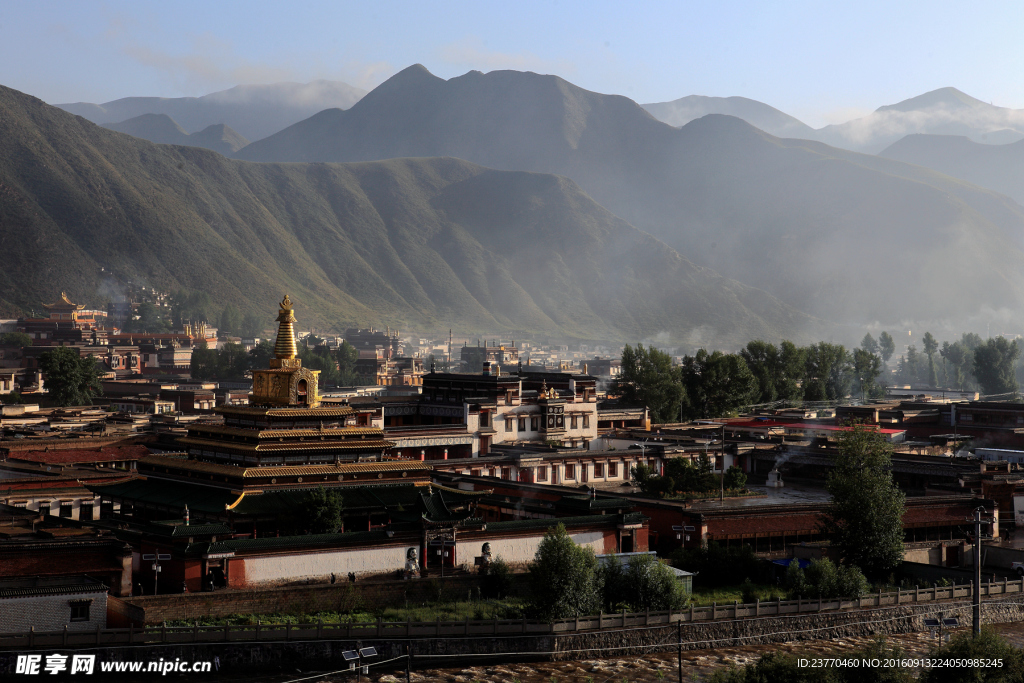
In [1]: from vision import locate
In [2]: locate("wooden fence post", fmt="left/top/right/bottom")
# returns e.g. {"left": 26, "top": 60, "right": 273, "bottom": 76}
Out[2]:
{"left": 755, "top": 599, "right": 759, "bottom": 617}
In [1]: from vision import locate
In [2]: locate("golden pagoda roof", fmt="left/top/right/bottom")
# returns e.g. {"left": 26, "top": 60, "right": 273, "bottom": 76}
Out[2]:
{"left": 215, "top": 405, "right": 354, "bottom": 418}
{"left": 274, "top": 294, "right": 298, "bottom": 360}
{"left": 176, "top": 436, "right": 394, "bottom": 453}
{"left": 187, "top": 425, "right": 384, "bottom": 439}
{"left": 141, "top": 454, "right": 427, "bottom": 478}
{"left": 42, "top": 292, "right": 86, "bottom": 310}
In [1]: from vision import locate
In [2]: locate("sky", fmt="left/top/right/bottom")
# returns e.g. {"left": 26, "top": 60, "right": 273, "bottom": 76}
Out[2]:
{"left": 2, "top": 0, "right": 1024, "bottom": 128}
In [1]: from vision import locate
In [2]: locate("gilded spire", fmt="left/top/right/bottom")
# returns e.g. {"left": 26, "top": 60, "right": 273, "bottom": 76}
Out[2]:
{"left": 274, "top": 295, "right": 298, "bottom": 360}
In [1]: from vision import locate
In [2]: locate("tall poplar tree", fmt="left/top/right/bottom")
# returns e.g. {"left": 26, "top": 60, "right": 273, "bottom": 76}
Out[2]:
{"left": 820, "top": 426, "right": 905, "bottom": 580}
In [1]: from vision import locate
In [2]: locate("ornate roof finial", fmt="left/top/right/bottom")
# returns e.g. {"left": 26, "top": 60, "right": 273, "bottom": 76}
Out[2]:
{"left": 274, "top": 294, "right": 298, "bottom": 360}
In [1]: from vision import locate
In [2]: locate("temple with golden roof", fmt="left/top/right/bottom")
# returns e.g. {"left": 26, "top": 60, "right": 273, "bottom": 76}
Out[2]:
{"left": 87, "top": 296, "right": 430, "bottom": 533}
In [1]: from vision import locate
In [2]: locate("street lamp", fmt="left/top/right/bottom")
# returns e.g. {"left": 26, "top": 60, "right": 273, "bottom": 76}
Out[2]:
{"left": 142, "top": 553, "right": 171, "bottom": 595}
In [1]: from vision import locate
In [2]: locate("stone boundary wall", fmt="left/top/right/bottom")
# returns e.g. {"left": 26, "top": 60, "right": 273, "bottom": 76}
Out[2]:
{"left": 3, "top": 596, "right": 1024, "bottom": 675}
{"left": 550, "top": 595, "right": 1024, "bottom": 660}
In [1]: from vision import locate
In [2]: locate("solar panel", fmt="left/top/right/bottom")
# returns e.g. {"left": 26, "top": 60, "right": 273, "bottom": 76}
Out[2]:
{"left": 342, "top": 651, "right": 359, "bottom": 661}
{"left": 923, "top": 619, "right": 940, "bottom": 627}
{"left": 359, "top": 647, "right": 377, "bottom": 658}
{"left": 943, "top": 618, "right": 959, "bottom": 627}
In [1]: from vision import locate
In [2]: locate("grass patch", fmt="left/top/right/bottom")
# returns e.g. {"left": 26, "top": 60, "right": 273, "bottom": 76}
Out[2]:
{"left": 689, "top": 584, "right": 786, "bottom": 606}
{"left": 164, "top": 598, "right": 527, "bottom": 627}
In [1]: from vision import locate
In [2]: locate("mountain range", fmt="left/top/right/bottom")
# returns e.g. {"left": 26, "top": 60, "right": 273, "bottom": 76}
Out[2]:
{"left": 56, "top": 80, "right": 366, "bottom": 141}
{"left": 642, "top": 95, "right": 816, "bottom": 139}
{"left": 0, "top": 83, "right": 821, "bottom": 345}
{"left": 880, "top": 134, "right": 1024, "bottom": 205}
{"left": 102, "top": 114, "right": 249, "bottom": 155}
{"left": 234, "top": 65, "right": 1024, "bottom": 332}
{"left": 642, "top": 87, "right": 1024, "bottom": 154}
{"left": 813, "top": 88, "right": 1024, "bottom": 154}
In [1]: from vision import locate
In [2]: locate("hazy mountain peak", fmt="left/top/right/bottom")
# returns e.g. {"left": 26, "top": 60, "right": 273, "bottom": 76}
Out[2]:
{"left": 878, "top": 87, "right": 992, "bottom": 113}
{"left": 642, "top": 94, "right": 815, "bottom": 139}
{"left": 102, "top": 113, "right": 248, "bottom": 155}
{"left": 54, "top": 79, "right": 366, "bottom": 141}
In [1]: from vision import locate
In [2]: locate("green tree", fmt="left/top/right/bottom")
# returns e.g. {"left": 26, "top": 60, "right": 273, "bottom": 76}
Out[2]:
{"left": 218, "top": 304, "right": 242, "bottom": 337}
{"left": 898, "top": 344, "right": 921, "bottom": 385}
{"left": 336, "top": 340, "right": 360, "bottom": 385}
{"left": 38, "top": 347, "right": 103, "bottom": 406}
{"left": 300, "top": 487, "right": 344, "bottom": 534}
{"left": 630, "top": 462, "right": 658, "bottom": 492}
{"left": 615, "top": 344, "right": 683, "bottom": 423}
{"left": 300, "top": 346, "right": 340, "bottom": 385}
{"left": 527, "top": 523, "right": 603, "bottom": 619}
{"left": 919, "top": 629, "right": 1024, "bottom": 683}
{"left": 0, "top": 332, "right": 33, "bottom": 348}
{"left": 1, "top": 391, "right": 24, "bottom": 405}
{"left": 820, "top": 426, "right": 905, "bottom": 580}
{"left": 680, "top": 349, "right": 757, "bottom": 418}
{"left": 973, "top": 336, "right": 1020, "bottom": 396}
{"left": 861, "top": 333, "right": 879, "bottom": 356}
{"left": 940, "top": 341, "right": 971, "bottom": 390}
{"left": 785, "top": 558, "right": 867, "bottom": 599}
{"left": 923, "top": 332, "right": 939, "bottom": 387}
{"left": 240, "top": 312, "right": 265, "bottom": 339}
{"left": 172, "top": 290, "right": 213, "bottom": 328}
{"left": 622, "top": 554, "right": 686, "bottom": 611}
{"left": 803, "top": 342, "right": 852, "bottom": 401}
{"left": 723, "top": 465, "right": 747, "bottom": 490}
{"left": 249, "top": 340, "right": 275, "bottom": 371}
{"left": 852, "top": 348, "right": 885, "bottom": 399}
{"left": 189, "top": 342, "right": 218, "bottom": 380}
{"left": 216, "top": 342, "right": 250, "bottom": 380}
{"left": 878, "top": 331, "right": 896, "bottom": 363}
{"left": 740, "top": 340, "right": 804, "bottom": 404}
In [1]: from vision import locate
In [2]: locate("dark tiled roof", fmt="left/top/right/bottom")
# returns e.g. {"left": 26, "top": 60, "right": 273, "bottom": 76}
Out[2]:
{"left": 0, "top": 576, "right": 108, "bottom": 599}
{"left": 8, "top": 445, "right": 150, "bottom": 465}
{"left": 85, "top": 479, "right": 239, "bottom": 514}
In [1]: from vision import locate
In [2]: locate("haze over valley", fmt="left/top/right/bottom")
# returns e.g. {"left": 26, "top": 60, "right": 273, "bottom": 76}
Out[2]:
{"left": 7, "top": 6, "right": 1024, "bottom": 349}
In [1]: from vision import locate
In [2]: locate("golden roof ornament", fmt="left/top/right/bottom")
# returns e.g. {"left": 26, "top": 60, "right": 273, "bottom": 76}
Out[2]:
{"left": 273, "top": 294, "right": 298, "bottom": 360}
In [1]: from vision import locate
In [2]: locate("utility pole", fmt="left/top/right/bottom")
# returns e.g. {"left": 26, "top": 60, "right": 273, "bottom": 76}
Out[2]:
{"left": 969, "top": 506, "right": 990, "bottom": 637}
{"left": 677, "top": 619, "right": 683, "bottom": 683}
{"left": 719, "top": 424, "right": 726, "bottom": 503}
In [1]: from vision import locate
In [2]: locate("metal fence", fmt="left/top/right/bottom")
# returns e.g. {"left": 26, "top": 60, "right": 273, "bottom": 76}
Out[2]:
{"left": 2, "top": 578, "right": 1021, "bottom": 650}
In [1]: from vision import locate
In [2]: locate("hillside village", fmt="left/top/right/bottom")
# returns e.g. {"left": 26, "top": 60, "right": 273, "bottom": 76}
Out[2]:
{"left": 4, "top": 289, "right": 1024, "bottom": 651}
{"left": 8, "top": 10, "right": 1024, "bottom": 675}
